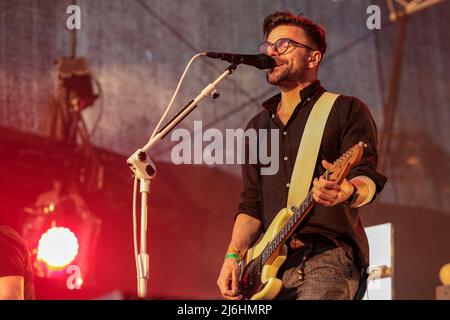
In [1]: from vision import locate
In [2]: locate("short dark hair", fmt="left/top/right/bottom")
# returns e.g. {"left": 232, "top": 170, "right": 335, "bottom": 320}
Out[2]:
{"left": 263, "top": 11, "right": 327, "bottom": 55}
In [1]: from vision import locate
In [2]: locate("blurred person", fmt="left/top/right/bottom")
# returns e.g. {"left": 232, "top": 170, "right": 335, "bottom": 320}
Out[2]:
{"left": 0, "top": 225, "right": 35, "bottom": 299}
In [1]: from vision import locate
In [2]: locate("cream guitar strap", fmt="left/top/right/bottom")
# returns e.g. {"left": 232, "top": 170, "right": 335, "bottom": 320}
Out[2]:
{"left": 286, "top": 92, "right": 339, "bottom": 210}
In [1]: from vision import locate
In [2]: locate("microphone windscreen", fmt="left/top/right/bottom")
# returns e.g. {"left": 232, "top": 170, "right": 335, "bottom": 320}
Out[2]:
{"left": 256, "top": 54, "right": 275, "bottom": 69}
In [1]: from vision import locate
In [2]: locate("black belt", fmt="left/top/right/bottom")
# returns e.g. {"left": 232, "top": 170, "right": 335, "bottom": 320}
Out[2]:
{"left": 281, "top": 233, "right": 337, "bottom": 272}
{"left": 288, "top": 233, "right": 336, "bottom": 252}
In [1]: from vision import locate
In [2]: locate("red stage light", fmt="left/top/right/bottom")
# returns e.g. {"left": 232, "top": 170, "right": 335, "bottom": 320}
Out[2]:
{"left": 37, "top": 227, "right": 79, "bottom": 270}
{"left": 22, "top": 182, "right": 102, "bottom": 291}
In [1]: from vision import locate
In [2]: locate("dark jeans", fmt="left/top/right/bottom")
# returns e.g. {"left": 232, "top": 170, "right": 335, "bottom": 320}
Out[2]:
{"left": 276, "top": 245, "right": 362, "bottom": 300}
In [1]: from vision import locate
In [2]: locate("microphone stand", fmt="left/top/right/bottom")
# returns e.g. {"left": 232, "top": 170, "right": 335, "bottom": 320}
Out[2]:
{"left": 127, "top": 63, "right": 238, "bottom": 299}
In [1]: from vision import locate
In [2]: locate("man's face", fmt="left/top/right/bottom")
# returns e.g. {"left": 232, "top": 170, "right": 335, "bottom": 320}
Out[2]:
{"left": 265, "top": 25, "right": 313, "bottom": 87}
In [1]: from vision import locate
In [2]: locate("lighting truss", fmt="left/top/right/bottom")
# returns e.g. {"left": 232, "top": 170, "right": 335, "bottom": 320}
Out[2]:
{"left": 386, "top": 0, "right": 446, "bottom": 21}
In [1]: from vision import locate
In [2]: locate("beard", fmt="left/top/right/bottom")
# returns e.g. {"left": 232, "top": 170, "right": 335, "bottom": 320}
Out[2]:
{"left": 265, "top": 59, "right": 308, "bottom": 87}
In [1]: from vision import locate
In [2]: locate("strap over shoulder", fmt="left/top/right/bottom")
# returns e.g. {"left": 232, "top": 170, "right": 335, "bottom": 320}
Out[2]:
{"left": 287, "top": 92, "right": 339, "bottom": 210}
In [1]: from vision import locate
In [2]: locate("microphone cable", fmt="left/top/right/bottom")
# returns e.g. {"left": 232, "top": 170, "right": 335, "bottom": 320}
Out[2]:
{"left": 133, "top": 52, "right": 206, "bottom": 295}
{"left": 144, "top": 52, "right": 206, "bottom": 149}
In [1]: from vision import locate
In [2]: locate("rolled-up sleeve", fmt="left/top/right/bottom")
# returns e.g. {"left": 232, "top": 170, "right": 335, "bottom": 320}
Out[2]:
{"left": 237, "top": 162, "right": 262, "bottom": 220}
{"left": 339, "top": 97, "right": 387, "bottom": 198}
{"left": 236, "top": 119, "right": 263, "bottom": 221}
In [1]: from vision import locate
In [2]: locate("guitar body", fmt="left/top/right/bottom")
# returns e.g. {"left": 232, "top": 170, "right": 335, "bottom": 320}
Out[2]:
{"left": 240, "top": 208, "right": 292, "bottom": 300}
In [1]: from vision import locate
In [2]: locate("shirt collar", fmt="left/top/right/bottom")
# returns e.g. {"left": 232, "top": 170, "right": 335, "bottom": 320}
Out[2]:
{"left": 261, "top": 80, "right": 322, "bottom": 111}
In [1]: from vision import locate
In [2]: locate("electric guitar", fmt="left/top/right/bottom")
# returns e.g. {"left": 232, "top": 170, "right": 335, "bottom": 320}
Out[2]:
{"left": 239, "top": 142, "right": 365, "bottom": 300}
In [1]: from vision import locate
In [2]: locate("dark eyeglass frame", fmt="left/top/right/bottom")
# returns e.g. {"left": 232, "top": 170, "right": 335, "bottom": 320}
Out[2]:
{"left": 258, "top": 38, "right": 317, "bottom": 55}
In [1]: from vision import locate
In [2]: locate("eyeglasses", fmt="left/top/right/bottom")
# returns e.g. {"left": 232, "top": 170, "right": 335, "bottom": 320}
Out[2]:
{"left": 258, "top": 38, "right": 316, "bottom": 55}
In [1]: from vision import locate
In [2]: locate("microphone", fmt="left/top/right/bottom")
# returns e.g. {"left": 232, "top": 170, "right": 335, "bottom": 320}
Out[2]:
{"left": 205, "top": 52, "right": 275, "bottom": 70}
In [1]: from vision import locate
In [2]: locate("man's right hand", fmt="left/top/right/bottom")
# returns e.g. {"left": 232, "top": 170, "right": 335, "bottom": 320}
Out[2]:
{"left": 217, "top": 213, "right": 262, "bottom": 300}
{"left": 217, "top": 257, "right": 242, "bottom": 300}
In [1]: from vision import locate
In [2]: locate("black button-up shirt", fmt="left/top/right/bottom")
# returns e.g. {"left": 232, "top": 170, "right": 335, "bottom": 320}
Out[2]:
{"left": 237, "top": 80, "right": 387, "bottom": 268}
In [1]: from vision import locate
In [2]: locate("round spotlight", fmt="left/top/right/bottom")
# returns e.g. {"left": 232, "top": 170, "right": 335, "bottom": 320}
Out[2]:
{"left": 440, "top": 263, "right": 450, "bottom": 285}
{"left": 37, "top": 227, "right": 79, "bottom": 270}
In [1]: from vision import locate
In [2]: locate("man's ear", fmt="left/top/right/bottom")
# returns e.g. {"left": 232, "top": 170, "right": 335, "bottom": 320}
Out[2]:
{"left": 308, "top": 51, "right": 322, "bottom": 69}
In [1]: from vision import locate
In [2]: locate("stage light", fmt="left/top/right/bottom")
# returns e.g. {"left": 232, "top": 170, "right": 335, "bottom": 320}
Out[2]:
{"left": 37, "top": 226, "right": 79, "bottom": 270}
{"left": 439, "top": 263, "right": 450, "bottom": 285}
{"left": 22, "top": 181, "right": 101, "bottom": 291}
{"left": 56, "top": 57, "right": 98, "bottom": 111}
{"left": 45, "top": 57, "right": 101, "bottom": 146}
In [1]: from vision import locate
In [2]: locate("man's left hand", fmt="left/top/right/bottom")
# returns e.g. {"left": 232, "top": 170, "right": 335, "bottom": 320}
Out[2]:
{"left": 312, "top": 160, "right": 354, "bottom": 207}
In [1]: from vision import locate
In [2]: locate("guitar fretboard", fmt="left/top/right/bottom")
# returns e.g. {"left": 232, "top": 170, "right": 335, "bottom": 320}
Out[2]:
{"left": 260, "top": 190, "right": 315, "bottom": 264}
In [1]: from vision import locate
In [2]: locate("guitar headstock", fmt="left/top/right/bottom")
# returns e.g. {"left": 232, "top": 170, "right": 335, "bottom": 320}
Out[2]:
{"left": 324, "top": 141, "right": 366, "bottom": 183}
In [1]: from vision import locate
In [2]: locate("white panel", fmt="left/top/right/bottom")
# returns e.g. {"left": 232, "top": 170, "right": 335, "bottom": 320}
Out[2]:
{"left": 363, "top": 223, "right": 393, "bottom": 300}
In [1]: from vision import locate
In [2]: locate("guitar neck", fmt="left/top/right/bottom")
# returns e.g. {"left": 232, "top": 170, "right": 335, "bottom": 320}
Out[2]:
{"left": 261, "top": 190, "right": 315, "bottom": 265}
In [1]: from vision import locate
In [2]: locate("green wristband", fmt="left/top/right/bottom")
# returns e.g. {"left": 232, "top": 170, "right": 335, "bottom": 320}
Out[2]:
{"left": 225, "top": 253, "right": 240, "bottom": 263}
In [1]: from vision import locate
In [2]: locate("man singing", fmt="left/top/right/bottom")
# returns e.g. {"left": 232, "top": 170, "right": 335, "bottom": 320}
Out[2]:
{"left": 217, "top": 11, "right": 386, "bottom": 300}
